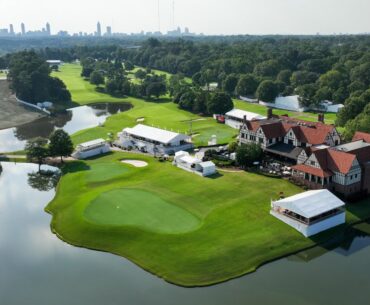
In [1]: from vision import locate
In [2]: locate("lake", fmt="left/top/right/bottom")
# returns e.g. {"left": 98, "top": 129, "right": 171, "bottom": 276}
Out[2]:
{"left": 0, "top": 161, "right": 370, "bottom": 305}
{"left": 0, "top": 103, "right": 131, "bottom": 153}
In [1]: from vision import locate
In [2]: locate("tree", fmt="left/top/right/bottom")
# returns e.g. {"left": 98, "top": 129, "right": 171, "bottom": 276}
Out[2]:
{"left": 235, "top": 74, "right": 259, "bottom": 97}
{"left": 90, "top": 71, "right": 104, "bottom": 87}
{"left": 145, "top": 82, "right": 166, "bottom": 98}
{"left": 276, "top": 70, "right": 292, "bottom": 85}
{"left": 25, "top": 137, "right": 49, "bottom": 172}
{"left": 236, "top": 143, "right": 263, "bottom": 168}
{"left": 222, "top": 74, "right": 239, "bottom": 95}
{"left": 124, "top": 60, "right": 134, "bottom": 71}
{"left": 206, "top": 92, "right": 233, "bottom": 115}
{"left": 297, "top": 83, "right": 318, "bottom": 107}
{"left": 256, "top": 80, "right": 279, "bottom": 102}
{"left": 290, "top": 71, "right": 319, "bottom": 88}
{"left": 254, "top": 59, "right": 281, "bottom": 78}
{"left": 343, "top": 103, "right": 370, "bottom": 140}
{"left": 49, "top": 129, "right": 73, "bottom": 162}
{"left": 134, "top": 69, "right": 147, "bottom": 83}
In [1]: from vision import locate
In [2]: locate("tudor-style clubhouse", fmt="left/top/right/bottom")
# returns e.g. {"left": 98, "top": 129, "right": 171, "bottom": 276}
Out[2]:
{"left": 270, "top": 189, "right": 346, "bottom": 237}
{"left": 239, "top": 110, "right": 341, "bottom": 161}
{"left": 117, "top": 124, "right": 194, "bottom": 155}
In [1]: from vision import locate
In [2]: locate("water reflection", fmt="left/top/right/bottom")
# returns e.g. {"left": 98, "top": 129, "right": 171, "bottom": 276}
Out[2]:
{"left": 27, "top": 170, "right": 61, "bottom": 192}
{"left": 1, "top": 161, "right": 370, "bottom": 305}
{"left": 0, "top": 102, "right": 132, "bottom": 153}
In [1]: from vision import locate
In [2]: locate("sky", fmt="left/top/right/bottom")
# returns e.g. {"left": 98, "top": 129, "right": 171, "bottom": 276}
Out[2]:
{"left": 0, "top": 0, "right": 370, "bottom": 35}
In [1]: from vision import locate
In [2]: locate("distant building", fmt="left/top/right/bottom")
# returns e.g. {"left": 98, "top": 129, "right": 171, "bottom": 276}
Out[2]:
{"left": 270, "top": 189, "right": 346, "bottom": 237}
{"left": 46, "top": 22, "right": 51, "bottom": 35}
{"left": 46, "top": 60, "right": 63, "bottom": 67}
{"left": 9, "top": 24, "right": 14, "bottom": 35}
{"left": 106, "top": 26, "right": 112, "bottom": 36}
{"left": 96, "top": 22, "right": 102, "bottom": 37}
{"left": 21, "top": 23, "right": 26, "bottom": 35}
{"left": 118, "top": 124, "right": 193, "bottom": 155}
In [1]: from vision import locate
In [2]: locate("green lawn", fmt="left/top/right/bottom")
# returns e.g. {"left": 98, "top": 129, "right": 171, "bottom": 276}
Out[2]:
{"left": 85, "top": 188, "right": 201, "bottom": 234}
{"left": 46, "top": 152, "right": 370, "bottom": 286}
{"left": 54, "top": 64, "right": 236, "bottom": 146}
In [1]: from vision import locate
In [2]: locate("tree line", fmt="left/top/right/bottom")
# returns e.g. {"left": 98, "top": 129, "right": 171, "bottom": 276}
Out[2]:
{"left": 7, "top": 51, "right": 71, "bottom": 104}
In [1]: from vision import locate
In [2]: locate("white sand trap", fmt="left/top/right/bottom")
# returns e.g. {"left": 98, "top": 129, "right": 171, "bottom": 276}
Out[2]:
{"left": 121, "top": 160, "right": 148, "bottom": 167}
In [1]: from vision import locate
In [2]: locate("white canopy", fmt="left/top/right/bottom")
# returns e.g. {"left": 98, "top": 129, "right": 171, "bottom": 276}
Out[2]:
{"left": 123, "top": 124, "right": 189, "bottom": 145}
{"left": 273, "top": 189, "right": 345, "bottom": 219}
{"left": 199, "top": 161, "right": 216, "bottom": 169}
{"left": 226, "top": 109, "right": 266, "bottom": 121}
{"left": 78, "top": 138, "right": 106, "bottom": 148}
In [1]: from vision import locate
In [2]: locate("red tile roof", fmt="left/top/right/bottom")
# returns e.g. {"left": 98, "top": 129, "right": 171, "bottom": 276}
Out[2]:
{"left": 244, "top": 117, "right": 335, "bottom": 145}
{"left": 292, "top": 164, "right": 333, "bottom": 178}
{"left": 352, "top": 132, "right": 370, "bottom": 143}
{"left": 327, "top": 149, "right": 356, "bottom": 174}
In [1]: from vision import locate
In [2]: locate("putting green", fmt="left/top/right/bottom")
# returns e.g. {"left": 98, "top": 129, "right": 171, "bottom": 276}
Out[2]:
{"left": 84, "top": 189, "right": 201, "bottom": 233}
{"left": 86, "top": 163, "right": 129, "bottom": 183}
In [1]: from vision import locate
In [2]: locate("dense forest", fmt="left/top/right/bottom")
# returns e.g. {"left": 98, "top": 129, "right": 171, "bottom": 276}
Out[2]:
{"left": 1, "top": 35, "right": 369, "bottom": 136}
{"left": 7, "top": 51, "right": 71, "bottom": 103}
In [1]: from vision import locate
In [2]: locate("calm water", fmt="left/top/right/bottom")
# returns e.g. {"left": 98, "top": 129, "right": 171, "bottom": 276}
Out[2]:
{"left": 0, "top": 103, "right": 131, "bottom": 153}
{"left": 1, "top": 162, "right": 370, "bottom": 305}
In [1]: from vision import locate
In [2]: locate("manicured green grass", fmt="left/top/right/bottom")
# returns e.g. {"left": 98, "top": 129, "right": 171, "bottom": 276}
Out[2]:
{"left": 46, "top": 152, "right": 370, "bottom": 286}
{"left": 85, "top": 162, "right": 130, "bottom": 183}
{"left": 54, "top": 64, "right": 236, "bottom": 146}
{"left": 85, "top": 188, "right": 201, "bottom": 233}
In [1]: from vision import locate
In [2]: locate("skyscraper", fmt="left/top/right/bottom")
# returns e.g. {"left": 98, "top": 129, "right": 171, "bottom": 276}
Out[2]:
{"left": 106, "top": 26, "right": 112, "bottom": 36}
{"left": 46, "top": 22, "right": 51, "bottom": 35}
{"left": 21, "top": 23, "right": 26, "bottom": 35}
{"left": 9, "top": 24, "right": 14, "bottom": 35}
{"left": 96, "top": 22, "right": 102, "bottom": 37}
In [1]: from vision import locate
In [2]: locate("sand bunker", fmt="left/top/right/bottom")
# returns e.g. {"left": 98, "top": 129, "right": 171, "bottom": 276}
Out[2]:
{"left": 121, "top": 160, "right": 148, "bottom": 167}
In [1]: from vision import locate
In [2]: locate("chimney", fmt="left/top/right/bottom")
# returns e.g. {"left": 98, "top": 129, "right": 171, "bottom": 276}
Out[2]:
{"left": 267, "top": 108, "right": 273, "bottom": 120}
{"left": 243, "top": 115, "right": 247, "bottom": 125}
{"left": 318, "top": 113, "right": 325, "bottom": 123}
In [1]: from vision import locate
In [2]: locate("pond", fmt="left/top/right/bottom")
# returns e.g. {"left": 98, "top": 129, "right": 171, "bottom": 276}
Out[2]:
{"left": 1, "top": 161, "right": 370, "bottom": 305}
{"left": 0, "top": 103, "right": 131, "bottom": 153}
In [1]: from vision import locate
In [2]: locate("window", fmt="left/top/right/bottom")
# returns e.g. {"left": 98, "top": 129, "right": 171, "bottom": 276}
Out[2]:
{"left": 310, "top": 161, "right": 315, "bottom": 166}
{"left": 355, "top": 174, "right": 358, "bottom": 178}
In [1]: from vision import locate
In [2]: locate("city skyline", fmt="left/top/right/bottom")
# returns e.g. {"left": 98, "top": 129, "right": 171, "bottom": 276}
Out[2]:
{"left": 0, "top": 0, "right": 370, "bottom": 36}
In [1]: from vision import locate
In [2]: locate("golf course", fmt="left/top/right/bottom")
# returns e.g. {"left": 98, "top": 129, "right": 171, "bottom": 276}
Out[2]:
{"left": 46, "top": 152, "right": 370, "bottom": 287}
{"left": 44, "top": 64, "right": 370, "bottom": 286}
{"left": 53, "top": 63, "right": 337, "bottom": 147}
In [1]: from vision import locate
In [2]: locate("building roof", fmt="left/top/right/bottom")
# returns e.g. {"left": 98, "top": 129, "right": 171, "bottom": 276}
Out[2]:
{"left": 327, "top": 149, "right": 356, "bottom": 174}
{"left": 334, "top": 140, "right": 370, "bottom": 152}
{"left": 243, "top": 116, "right": 335, "bottom": 145}
{"left": 265, "top": 143, "right": 303, "bottom": 160}
{"left": 273, "top": 189, "right": 345, "bottom": 219}
{"left": 77, "top": 138, "right": 106, "bottom": 148}
{"left": 199, "top": 161, "right": 216, "bottom": 168}
{"left": 123, "top": 124, "right": 189, "bottom": 145}
{"left": 226, "top": 109, "right": 266, "bottom": 121}
{"left": 352, "top": 131, "right": 370, "bottom": 143}
{"left": 292, "top": 164, "right": 333, "bottom": 178}
{"left": 179, "top": 155, "right": 200, "bottom": 164}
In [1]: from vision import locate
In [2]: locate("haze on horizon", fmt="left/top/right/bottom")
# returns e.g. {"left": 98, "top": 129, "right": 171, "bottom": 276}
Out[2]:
{"left": 1, "top": 0, "right": 370, "bottom": 35}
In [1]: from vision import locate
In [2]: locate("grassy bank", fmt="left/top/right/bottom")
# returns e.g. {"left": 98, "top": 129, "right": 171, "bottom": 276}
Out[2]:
{"left": 46, "top": 152, "right": 370, "bottom": 286}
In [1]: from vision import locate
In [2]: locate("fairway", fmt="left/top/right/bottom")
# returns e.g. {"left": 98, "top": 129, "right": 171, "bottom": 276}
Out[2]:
{"left": 54, "top": 63, "right": 239, "bottom": 146}
{"left": 85, "top": 189, "right": 201, "bottom": 233}
{"left": 86, "top": 162, "right": 130, "bottom": 183}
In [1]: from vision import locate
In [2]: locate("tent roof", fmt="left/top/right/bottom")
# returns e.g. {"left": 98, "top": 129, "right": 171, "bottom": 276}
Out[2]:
{"left": 199, "top": 161, "right": 216, "bottom": 168}
{"left": 123, "top": 124, "right": 189, "bottom": 144}
{"left": 179, "top": 155, "right": 200, "bottom": 164}
{"left": 78, "top": 138, "right": 106, "bottom": 148}
{"left": 273, "top": 189, "right": 345, "bottom": 218}
{"left": 226, "top": 109, "right": 266, "bottom": 121}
